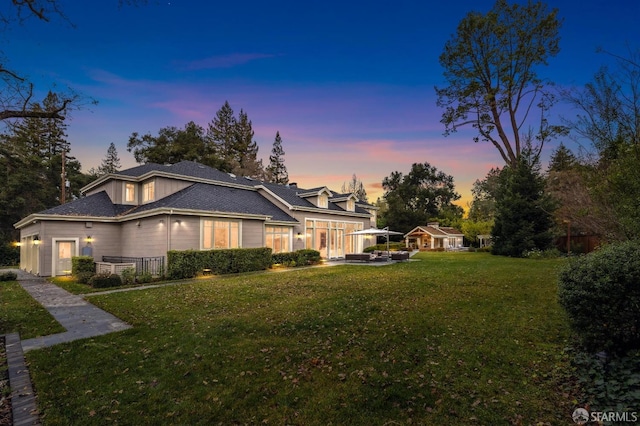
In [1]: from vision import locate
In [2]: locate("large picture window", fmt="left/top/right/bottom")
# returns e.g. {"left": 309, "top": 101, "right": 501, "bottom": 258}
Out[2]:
{"left": 265, "top": 226, "right": 290, "bottom": 253}
{"left": 202, "top": 219, "right": 240, "bottom": 249}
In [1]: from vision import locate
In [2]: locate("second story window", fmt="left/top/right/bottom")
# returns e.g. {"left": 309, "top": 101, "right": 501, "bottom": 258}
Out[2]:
{"left": 143, "top": 181, "right": 155, "bottom": 203}
{"left": 124, "top": 183, "right": 136, "bottom": 203}
{"left": 347, "top": 199, "right": 355, "bottom": 211}
{"left": 318, "top": 193, "right": 328, "bottom": 208}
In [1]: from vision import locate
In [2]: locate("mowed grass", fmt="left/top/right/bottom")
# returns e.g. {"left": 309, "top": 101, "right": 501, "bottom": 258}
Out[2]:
{"left": 26, "top": 253, "right": 576, "bottom": 425}
{"left": 0, "top": 280, "right": 65, "bottom": 339}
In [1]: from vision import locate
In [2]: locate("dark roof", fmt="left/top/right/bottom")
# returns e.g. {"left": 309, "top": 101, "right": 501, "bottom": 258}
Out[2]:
{"left": 115, "top": 160, "right": 243, "bottom": 185}
{"left": 40, "top": 191, "right": 132, "bottom": 217}
{"left": 130, "top": 183, "right": 297, "bottom": 223}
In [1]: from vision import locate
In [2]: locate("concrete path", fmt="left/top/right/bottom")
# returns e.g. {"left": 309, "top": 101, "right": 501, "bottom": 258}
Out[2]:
{"left": 5, "top": 269, "right": 131, "bottom": 352}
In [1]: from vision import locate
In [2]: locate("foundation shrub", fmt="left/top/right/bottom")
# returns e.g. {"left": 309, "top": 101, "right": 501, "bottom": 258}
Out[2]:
{"left": 0, "top": 271, "right": 18, "bottom": 281}
{"left": 89, "top": 273, "right": 122, "bottom": 289}
{"left": 72, "top": 256, "right": 95, "bottom": 284}
{"left": 168, "top": 248, "right": 273, "bottom": 279}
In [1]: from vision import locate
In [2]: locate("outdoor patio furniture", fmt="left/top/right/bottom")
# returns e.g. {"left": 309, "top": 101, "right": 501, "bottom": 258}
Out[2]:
{"left": 391, "top": 252, "right": 409, "bottom": 261}
{"left": 345, "top": 253, "right": 373, "bottom": 262}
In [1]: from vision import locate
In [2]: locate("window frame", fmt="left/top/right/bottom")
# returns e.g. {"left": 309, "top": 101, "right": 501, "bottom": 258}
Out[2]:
{"left": 265, "top": 226, "right": 292, "bottom": 253}
{"left": 124, "top": 182, "right": 136, "bottom": 203}
{"left": 142, "top": 181, "right": 155, "bottom": 203}
{"left": 201, "top": 218, "right": 241, "bottom": 250}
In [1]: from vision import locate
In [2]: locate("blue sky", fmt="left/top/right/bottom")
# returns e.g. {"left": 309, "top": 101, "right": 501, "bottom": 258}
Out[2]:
{"left": 4, "top": 0, "right": 639, "bottom": 207}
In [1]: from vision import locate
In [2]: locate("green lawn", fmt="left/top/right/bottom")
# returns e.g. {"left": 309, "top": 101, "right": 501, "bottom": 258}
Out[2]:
{"left": 25, "top": 253, "right": 577, "bottom": 425}
{"left": 0, "top": 281, "right": 65, "bottom": 339}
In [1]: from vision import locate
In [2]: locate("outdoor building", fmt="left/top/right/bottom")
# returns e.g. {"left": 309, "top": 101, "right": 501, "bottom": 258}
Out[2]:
{"left": 14, "top": 161, "right": 377, "bottom": 276}
{"left": 404, "top": 222, "right": 465, "bottom": 251}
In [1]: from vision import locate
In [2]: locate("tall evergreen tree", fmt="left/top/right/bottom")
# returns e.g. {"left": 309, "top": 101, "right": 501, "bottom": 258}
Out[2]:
{"left": 207, "top": 101, "right": 237, "bottom": 173}
{"left": 266, "top": 131, "right": 288, "bottom": 184}
{"left": 233, "top": 109, "right": 264, "bottom": 178}
{"left": 491, "top": 156, "right": 555, "bottom": 256}
{"left": 98, "top": 142, "right": 121, "bottom": 175}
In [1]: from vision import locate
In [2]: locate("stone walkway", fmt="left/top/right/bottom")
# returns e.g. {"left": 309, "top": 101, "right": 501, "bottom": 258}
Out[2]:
{"left": 2, "top": 269, "right": 132, "bottom": 425}
{"left": 10, "top": 270, "right": 132, "bottom": 352}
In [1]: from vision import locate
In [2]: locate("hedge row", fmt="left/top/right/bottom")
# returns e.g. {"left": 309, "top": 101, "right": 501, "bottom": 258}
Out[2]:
{"left": 271, "top": 249, "right": 321, "bottom": 267}
{"left": 168, "top": 247, "right": 273, "bottom": 280}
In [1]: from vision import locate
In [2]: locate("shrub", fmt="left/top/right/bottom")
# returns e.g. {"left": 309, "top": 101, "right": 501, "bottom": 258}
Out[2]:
{"left": 72, "top": 256, "right": 95, "bottom": 283}
{"left": 136, "top": 271, "right": 154, "bottom": 284}
{"left": 0, "top": 271, "right": 18, "bottom": 281}
{"left": 168, "top": 248, "right": 273, "bottom": 279}
{"left": 295, "top": 249, "right": 321, "bottom": 266}
{"left": 89, "top": 273, "right": 122, "bottom": 289}
{"left": 121, "top": 267, "right": 136, "bottom": 285}
{"left": 75, "top": 272, "right": 94, "bottom": 284}
{"left": 558, "top": 241, "right": 640, "bottom": 354}
{"left": 363, "top": 243, "right": 406, "bottom": 253}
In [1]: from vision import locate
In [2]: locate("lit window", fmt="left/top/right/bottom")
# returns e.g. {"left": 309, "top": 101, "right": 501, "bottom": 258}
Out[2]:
{"left": 202, "top": 220, "right": 240, "bottom": 249}
{"left": 265, "top": 226, "right": 290, "bottom": 253}
{"left": 142, "top": 181, "right": 155, "bottom": 203}
{"left": 124, "top": 183, "right": 136, "bottom": 203}
{"left": 347, "top": 199, "right": 355, "bottom": 211}
{"left": 318, "top": 193, "right": 328, "bottom": 208}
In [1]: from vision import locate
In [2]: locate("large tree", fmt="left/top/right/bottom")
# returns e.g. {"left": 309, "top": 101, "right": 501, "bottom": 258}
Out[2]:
{"left": 563, "top": 48, "right": 640, "bottom": 240}
{"left": 436, "top": 0, "right": 565, "bottom": 167}
{"left": 491, "top": 155, "right": 555, "bottom": 256}
{"left": 381, "top": 162, "right": 462, "bottom": 233}
{"left": 206, "top": 101, "right": 265, "bottom": 178}
{"left": 265, "top": 131, "right": 288, "bottom": 184}
{"left": 97, "top": 142, "right": 122, "bottom": 175}
{"left": 341, "top": 173, "right": 368, "bottom": 202}
{"left": 0, "top": 95, "right": 87, "bottom": 261}
{"left": 127, "top": 121, "right": 219, "bottom": 167}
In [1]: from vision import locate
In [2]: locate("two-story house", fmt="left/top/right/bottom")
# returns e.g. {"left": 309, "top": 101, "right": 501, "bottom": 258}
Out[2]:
{"left": 14, "top": 161, "right": 377, "bottom": 276}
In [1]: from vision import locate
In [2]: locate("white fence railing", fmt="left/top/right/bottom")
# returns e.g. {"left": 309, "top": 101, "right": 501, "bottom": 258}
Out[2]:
{"left": 95, "top": 262, "right": 136, "bottom": 276}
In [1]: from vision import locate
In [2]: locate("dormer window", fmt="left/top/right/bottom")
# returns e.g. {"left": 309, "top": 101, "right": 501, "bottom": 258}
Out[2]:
{"left": 347, "top": 199, "right": 355, "bottom": 211}
{"left": 142, "top": 181, "right": 155, "bottom": 203}
{"left": 124, "top": 183, "right": 136, "bottom": 203}
{"left": 318, "top": 193, "right": 328, "bottom": 208}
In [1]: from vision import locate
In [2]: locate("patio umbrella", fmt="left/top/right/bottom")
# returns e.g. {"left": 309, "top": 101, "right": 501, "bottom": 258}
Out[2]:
{"left": 346, "top": 227, "right": 403, "bottom": 254}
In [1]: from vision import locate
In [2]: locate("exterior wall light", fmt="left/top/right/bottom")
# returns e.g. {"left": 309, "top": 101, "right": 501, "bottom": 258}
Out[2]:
{"left": 85, "top": 236, "right": 94, "bottom": 244}
{"left": 33, "top": 235, "right": 41, "bottom": 245}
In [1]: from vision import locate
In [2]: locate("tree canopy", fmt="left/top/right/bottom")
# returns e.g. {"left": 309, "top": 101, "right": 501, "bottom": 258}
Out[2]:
{"left": 127, "top": 102, "right": 266, "bottom": 178}
{"left": 381, "top": 162, "right": 462, "bottom": 233}
{"left": 436, "top": 0, "right": 565, "bottom": 167}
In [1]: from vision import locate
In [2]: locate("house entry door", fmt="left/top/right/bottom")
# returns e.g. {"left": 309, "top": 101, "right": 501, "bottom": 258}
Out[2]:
{"left": 55, "top": 241, "right": 76, "bottom": 276}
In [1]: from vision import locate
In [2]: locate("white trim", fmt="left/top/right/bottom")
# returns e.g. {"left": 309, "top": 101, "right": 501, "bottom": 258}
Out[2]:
{"left": 51, "top": 238, "right": 80, "bottom": 276}
{"left": 200, "top": 218, "right": 242, "bottom": 250}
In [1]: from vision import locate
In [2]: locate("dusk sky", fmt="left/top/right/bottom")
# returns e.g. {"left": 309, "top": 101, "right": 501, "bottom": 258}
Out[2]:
{"left": 4, "top": 0, "right": 639, "bottom": 208}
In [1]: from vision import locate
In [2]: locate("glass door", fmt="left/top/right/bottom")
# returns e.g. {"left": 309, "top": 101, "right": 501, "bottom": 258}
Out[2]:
{"left": 56, "top": 241, "right": 75, "bottom": 275}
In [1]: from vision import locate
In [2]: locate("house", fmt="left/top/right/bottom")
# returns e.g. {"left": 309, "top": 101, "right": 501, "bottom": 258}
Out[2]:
{"left": 404, "top": 222, "right": 464, "bottom": 250}
{"left": 14, "top": 161, "right": 377, "bottom": 276}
